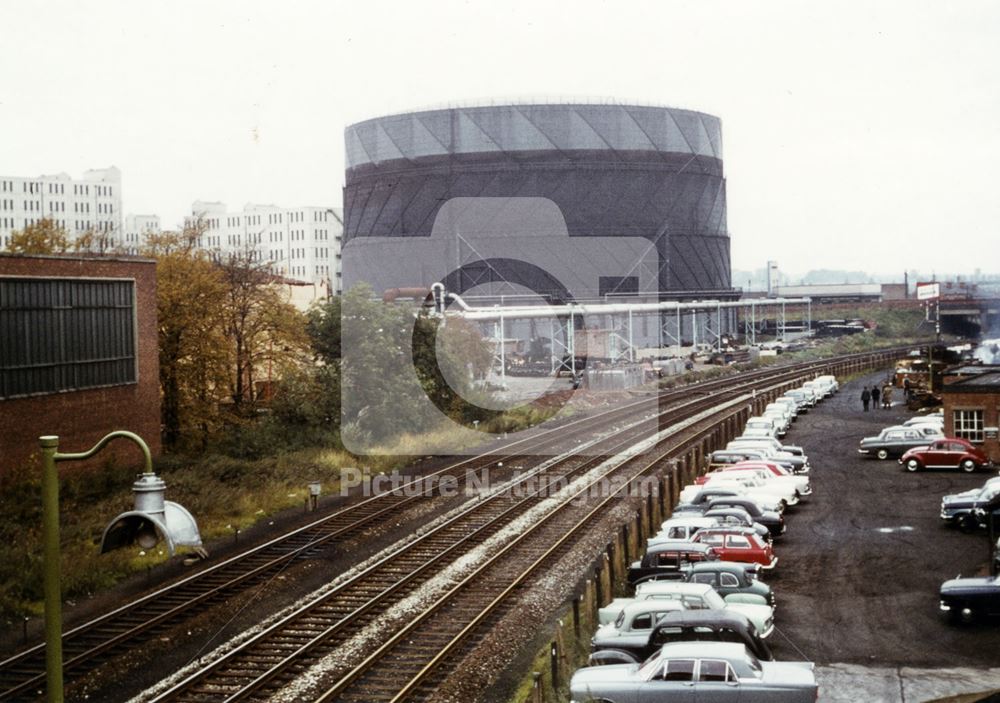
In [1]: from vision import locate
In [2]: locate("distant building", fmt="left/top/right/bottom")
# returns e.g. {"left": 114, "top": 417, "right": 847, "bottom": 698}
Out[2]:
{"left": 123, "top": 214, "right": 161, "bottom": 255}
{"left": 0, "top": 167, "right": 123, "bottom": 250}
{"left": 0, "top": 254, "right": 161, "bottom": 475}
{"left": 771, "top": 283, "right": 884, "bottom": 304}
{"left": 186, "top": 201, "right": 343, "bottom": 292}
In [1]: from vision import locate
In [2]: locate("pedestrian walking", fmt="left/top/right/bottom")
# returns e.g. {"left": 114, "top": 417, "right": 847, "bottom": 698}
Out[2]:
{"left": 861, "top": 385, "right": 871, "bottom": 412}
{"left": 871, "top": 383, "right": 881, "bottom": 409}
{"left": 903, "top": 376, "right": 912, "bottom": 400}
{"left": 882, "top": 383, "right": 893, "bottom": 409}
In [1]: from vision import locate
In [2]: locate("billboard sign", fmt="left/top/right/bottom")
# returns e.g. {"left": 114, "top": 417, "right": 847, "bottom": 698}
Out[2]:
{"left": 917, "top": 282, "right": 940, "bottom": 300}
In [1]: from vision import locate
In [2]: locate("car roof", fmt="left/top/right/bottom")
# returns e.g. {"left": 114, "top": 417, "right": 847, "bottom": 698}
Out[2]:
{"left": 688, "top": 560, "right": 750, "bottom": 574}
{"left": 646, "top": 540, "right": 714, "bottom": 553}
{"left": 652, "top": 609, "right": 751, "bottom": 629}
{"left": 695, "top": 526, "right": 759, "bottom": 537}
{"left": 636, "top": 580, "right": 713, "bottom": 596}
{"left": 662, "top": 516, "right": 717, "bottom": 527}
{"left": 617, "top": 599, "right": 686, "bottom": 617}
{"left": 656, "top": 641, "right": 748, "bottom": 659}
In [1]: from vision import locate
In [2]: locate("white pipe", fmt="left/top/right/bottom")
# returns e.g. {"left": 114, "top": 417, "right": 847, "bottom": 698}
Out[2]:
{"left": 445, "top": 297, "right": 811, "bottom": 322}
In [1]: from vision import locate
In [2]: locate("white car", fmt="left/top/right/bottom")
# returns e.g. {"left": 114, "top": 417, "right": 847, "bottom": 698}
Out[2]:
{"left": 655, "top": 515, "right": 720, "bottom": 542}
{"left": 801, "top": 381, "right": 828, "bottom": 401}
{"left": 903, "top": 415, "right": 945, "bottom": 428}
{"left": 593, "top": 600, "right": 686, "bottom": 644}
{"left": 815, "top": 374, "right": 839, "bottom": 393}
{"left": 709, "top": 463, "right": 811, "bottom": 500}
{"left": 884, "top": 423, "right": 944, "bottom": 440}
{"left": 739, "top": 427, "right": 782, "bottom": 442}
{"left": 771, "top": 397, "right": 799, "bottom": 420}
{"left": 598, "top": 581, "right": 775, "bottom": 638}
{"left": 680, "top": 474, "right": 796, "bottom": 511}
{"left": 762, "top": 406, "right": 791, "bottom": 432}
{"left": 744, "top": 416, "right": 780, "bottom": 438}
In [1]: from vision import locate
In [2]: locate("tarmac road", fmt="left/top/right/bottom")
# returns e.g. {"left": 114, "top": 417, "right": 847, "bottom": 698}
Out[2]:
{"left": 763, "top": 370, "right": 1000, "bottom": 701}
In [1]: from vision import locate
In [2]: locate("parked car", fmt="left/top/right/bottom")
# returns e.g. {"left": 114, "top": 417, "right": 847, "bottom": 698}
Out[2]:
{"left": 682, "top": 561, "right": 775, "bottom": 607}
{"left": 680, "top": 474, "right": 793, "bottom": 512}
{"left": 782, "top": 389, "right": 814, "bottom": 411}
{"left": 673, "top": 486, "right": 744, "bottom": 512}
{"left": 703, "top": 507, "right": 772, "bottom": 543}
{"left": 900, "top": 437, "right": 992, "bottom": 473}
{"left": 691, "top": 527, "right": 778, "bottom": 570}
{"left": 761, "top": 408, "right": 791, "bottom": 436}
{"left": 673, "top": 496, "right": 785, "bottom": 538}
{"left": 771, "top": 397, "right": 799, "bottom": 421}
{"left": 726, "top": 440, "right": 809, "bottom": 473}
{"left": 655, "top": 515, "right": 720, "bottom": 541}
{"left": 597, "top": 582, "right": 775, "bottom": 637}
{"left": 627, "top": 541, "right": 718, "bottom": 585}
{"left": 903, "top": 415, "right": 945, "bottom": 428}
{"left": 744, "top": 416, "right": 780, "bottom": 438}
{"left": 940, "top": 573, "right": 1000, "bottom": 624}
{"left": 940, "top": 478, "right": 1000, "bottom": 531}
{"left": 858, "top": 426, "right": 937, "bottom": 460}
{"left": 698, "top": 463, "right": 810, "bottom": 501}
{"left": 707, "top": 449, "right": 784, "bottom": 471}
{"left": 589, "top": 610, "right": 773, "bottom": 665}
{"left": 592, "top": 600, "right": 686, "bottom": 647}
{"left": 705, "top": 497, "right": 785, "bottom": 538}
{"left": 570, "top": 642, "right": 817, "bottom": 703}
{"left": 814, "top": 374, "right": 839, "bottom": 393}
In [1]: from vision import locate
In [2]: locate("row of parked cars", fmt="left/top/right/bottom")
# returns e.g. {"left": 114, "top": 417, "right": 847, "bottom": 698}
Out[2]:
{"left": 853, "top": 407, "right": 1000, "bottom": 624}
{"left": 567, "top": 377, "right": 837, "bottom": 702}
{"left": 858, "top": 409, "right": 993, "bottom": 472}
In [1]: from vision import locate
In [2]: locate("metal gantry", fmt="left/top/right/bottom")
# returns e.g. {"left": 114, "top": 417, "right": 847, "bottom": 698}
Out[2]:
{"left": 433, "top": 288, "right": 812, "bottom": 377}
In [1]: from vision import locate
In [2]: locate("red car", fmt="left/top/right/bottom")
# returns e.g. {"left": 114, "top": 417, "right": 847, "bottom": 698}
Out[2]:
{"left": 899, "top": 437, "right": 992, "bottom": 473}
{"left": 690, "top": 526, "right": 778, "bottom": 570}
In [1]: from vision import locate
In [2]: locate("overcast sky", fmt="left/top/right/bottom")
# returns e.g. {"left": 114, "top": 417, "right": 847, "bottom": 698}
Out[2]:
{"left": 1, "top": 1, "right": 997, "bottom": 277}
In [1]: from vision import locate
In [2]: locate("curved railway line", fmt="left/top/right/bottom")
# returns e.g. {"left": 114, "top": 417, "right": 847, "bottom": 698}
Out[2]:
{"left": 0, "top": 348, "right": 902, "bottom": 701}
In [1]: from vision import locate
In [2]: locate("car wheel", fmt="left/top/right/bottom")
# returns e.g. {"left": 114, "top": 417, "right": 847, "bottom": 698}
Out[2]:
{"left": 905, "top": 458, "right": 921, "bottom": 472}
{"left": 961, "top": 459, "right": 977, "bottom": 473}
{"left": 958, "top": 513, "right": 978, "bottom": 533}
{"left": 876, "top": 449, "right": 889, "bottom": 460}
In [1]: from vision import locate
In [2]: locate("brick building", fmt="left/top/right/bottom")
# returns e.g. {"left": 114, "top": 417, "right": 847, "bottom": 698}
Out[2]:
{"left": 941, "top": 364, "right": 1000, "bottom": 463}
{"left": 0, "top": 254, "right": 160, "bottom": 475}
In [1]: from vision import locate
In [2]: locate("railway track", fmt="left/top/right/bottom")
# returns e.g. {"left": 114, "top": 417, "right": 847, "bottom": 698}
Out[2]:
{"left": 0, "top": 348, "right": 902, "bottom": 701}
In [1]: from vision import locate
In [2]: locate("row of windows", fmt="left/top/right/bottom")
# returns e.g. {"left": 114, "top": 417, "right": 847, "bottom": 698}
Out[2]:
{"left": 0, "top": 181, "right": 13, "bottom": 192}
{"left": 48, "top": 183, "right": 66, "bottom": 194}
{"left": 49, "top": 202, "right": 66, "bottom": 213}
{"left": 0, "top": 199, "right": 11, "bottom": 211}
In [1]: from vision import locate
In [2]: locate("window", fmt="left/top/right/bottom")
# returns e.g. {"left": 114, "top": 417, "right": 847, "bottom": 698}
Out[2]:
{"left": 698, "top": 659, "right": 734, "bottom": 682}
{"left": 0, "top": 278, "right": 137, "bottom": 398}
{"left": 727, "top": 535, "right": 751, "bottom": 549}
{"left": 954, "top": 409, "right": 984, "bottom": 443}
{"left": 719, "top": 572, "right": 740, "bottom": 587}
{"left": 660, "top": 659, "right": 696, "bottom": 682}
{"left": 632, "top": 613, "right": 652, "bottom": 630}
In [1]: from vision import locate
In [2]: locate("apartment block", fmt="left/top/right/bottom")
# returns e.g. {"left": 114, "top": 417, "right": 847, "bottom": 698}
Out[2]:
{"left": 188, "top": 201, "right": 343, "bottom": 292}
{"left": 0, "top": 167, "right": 123, "bottom": 249}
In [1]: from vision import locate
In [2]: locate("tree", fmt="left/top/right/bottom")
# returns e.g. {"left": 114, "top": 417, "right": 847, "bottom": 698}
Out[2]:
{"left": 217, "top": 247, "right": 309, "bottom": 414}
{"left": 7, "top": 218, "right": 70, "bottom": 254}
{"left": 73, "top": 227, "right": 124, "bottom": 255}
{"left": 143, "top": 226, "right": 230, "bottom": 449}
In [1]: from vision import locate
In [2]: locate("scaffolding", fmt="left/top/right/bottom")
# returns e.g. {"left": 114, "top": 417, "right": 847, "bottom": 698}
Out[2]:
{"left": 430, "top": 285, "right": 812, "bottom": 386}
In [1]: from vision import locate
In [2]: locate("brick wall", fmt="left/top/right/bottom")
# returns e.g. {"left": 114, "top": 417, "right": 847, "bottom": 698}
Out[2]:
{"left": 0, "top": 254, "right": 160, "bottom": 475}
{"left": 942, "top": 389, "right": 1000, "bottom": 462}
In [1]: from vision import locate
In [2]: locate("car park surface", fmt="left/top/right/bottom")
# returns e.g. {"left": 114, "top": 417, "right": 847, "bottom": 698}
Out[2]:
{"left": 763, "top": 371, "right": 1000, "bottom": 674}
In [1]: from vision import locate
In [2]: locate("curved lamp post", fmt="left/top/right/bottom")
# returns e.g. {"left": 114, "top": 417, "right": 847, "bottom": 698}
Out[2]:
{"left": 38, "top": 431, "right": 204, "bottom": 703}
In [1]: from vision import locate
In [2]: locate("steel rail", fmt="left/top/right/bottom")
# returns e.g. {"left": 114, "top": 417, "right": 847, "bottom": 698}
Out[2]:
{"left": 0, "top": 347, "right": 905, "bottom": 700}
